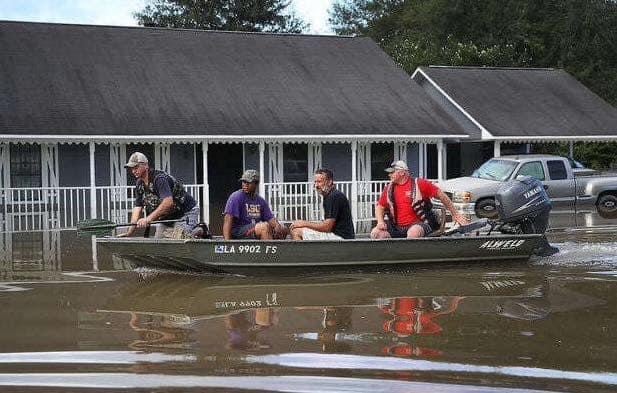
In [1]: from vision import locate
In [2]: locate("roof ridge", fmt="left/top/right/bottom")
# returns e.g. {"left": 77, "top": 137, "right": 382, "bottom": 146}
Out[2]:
{"left": 0, "top": 19, "right": 354, "bottom": 39}
{"left": 427, "top": 65, "right": 555, "bottom": 71}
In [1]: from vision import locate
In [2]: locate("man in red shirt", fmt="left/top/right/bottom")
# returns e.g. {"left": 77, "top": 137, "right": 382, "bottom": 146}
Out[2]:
{"left": 371, "top": 160, "right": 469, "bottom": 239}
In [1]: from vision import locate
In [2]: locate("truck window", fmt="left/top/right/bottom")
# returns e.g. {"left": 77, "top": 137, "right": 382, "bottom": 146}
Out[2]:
{"left": 516, "top": 161, "right": 545, "bottom": 181}
{"left": 547, "top": 160, "right": 568, "bottom": 180}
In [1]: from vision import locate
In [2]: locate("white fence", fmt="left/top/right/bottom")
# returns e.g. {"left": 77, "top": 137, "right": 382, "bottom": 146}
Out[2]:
{"left": 1, "top": 181, "right": 388, "bottom": 233}
{"left": 0, "top": 185, "right": 205, "bottom": 232}
{"left": 264, "top": 180, "right": 389, "bottom": 230}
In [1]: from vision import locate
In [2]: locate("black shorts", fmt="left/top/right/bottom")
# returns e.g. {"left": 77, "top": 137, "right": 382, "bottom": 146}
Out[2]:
{"left": 387, "top": 222, "right": 433, "bottom": 238}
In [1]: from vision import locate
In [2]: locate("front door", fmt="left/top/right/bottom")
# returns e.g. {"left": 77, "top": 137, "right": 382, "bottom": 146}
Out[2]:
{"left": 206, "top": 144, "right": 243, "bottom": 235}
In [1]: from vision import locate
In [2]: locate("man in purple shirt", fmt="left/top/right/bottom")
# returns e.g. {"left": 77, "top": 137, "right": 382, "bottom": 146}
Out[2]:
{"left": 223, "top": 170, "right": 289, "bottom": 240}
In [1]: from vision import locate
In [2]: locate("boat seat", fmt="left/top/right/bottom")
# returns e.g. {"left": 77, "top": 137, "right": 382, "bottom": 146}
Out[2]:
{"left": 428, "top": 207, "right": 447, "bottom": 237}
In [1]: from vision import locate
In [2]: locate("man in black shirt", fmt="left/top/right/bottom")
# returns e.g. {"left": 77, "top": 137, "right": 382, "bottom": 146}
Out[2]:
{"left": 290, "top": 168, "right": 355, "bottom": 240}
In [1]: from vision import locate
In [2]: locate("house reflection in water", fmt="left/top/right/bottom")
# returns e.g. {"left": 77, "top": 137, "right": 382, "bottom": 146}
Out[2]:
{"left": 0, "top": 230, "right": 123, "bottom": 279}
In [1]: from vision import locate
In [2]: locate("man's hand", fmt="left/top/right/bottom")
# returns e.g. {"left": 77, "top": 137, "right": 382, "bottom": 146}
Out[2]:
{"left": 375, "top": 221, "right": 387, "bottom": 231}
{"left": 136, "top": 217, "right": 151, "bottom": 228}
{"left": 453, "top": 212, "right": 470, "bottom": 226}
{"left": 290, "top": 220, "right": 308, "bottom": 230}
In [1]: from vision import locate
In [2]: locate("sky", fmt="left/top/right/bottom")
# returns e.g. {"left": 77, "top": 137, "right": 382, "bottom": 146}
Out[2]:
{"left": 0, "top": 0, "right": 335, "bottom": 34}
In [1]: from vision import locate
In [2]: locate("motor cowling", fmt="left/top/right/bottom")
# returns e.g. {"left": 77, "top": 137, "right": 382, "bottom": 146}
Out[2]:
{"left": 495, "top": 176, "right": 552, "bottom": 234}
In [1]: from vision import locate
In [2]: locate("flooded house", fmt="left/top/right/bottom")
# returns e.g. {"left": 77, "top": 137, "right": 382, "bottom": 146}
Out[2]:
{"left": 2, "top": 21, "right": 617, "bottom": 237}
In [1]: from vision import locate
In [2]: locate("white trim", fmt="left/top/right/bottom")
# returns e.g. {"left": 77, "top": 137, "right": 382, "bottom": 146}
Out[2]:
{"left": 437, "top": 141, "right": 446, "bottom": 181}
{"left": 41, "top": 144, "right": 59, "bottom": 188}
{"left": 307, "top": 142, "right": 322, "bottom": 179}
{"left": 258, "top": 142, "right": 265, "bottom": 196}
{"left": 89, "top": 142, "right": 97, "bottom": 219}
{"left": 109, "top": 144, "right": 127, "bottom": 187}
{"left": 202, "top": 142, "right": 209, "bottom": 223}
{"left": 491, "top": 135, "right": 617, "bottom": 141}
{"left": 394, "top": 142, "right": 407, "bottom": 162}
{"left": 413, "top": 68, "right": 494, "bottom": 139}
{"left": 154, "top": 143, "right": 171, "bottom": 173}
{"left": 417, "top": 142, "right": 426, "bottom": 178}
{"left": 0, "top": 134, "right": 469, "bottom": 144}
{"left": 351, "top": 142, "right": 358, "bottom": 228}
{"left": 494, "top": 141, "right": 501, "bottom": 157}
{"left": 0, "top": 143, "right": 9, "bottom": 190}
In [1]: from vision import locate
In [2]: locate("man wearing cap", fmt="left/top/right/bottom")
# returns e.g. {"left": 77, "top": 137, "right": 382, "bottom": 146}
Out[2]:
{"left": 121, "top": 152, "right": 201, "bottom": 238}
{"left": 223, "top": 169, "right": 288, "bottom": 240}
{"left": 371, "top": 160, "right": 469, "bottom": 239}
{"left": 290, "top": 168, "right": 355, "bottom": 240}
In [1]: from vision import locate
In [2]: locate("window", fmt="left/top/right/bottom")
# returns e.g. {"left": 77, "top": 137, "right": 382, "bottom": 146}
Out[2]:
{"left": 283, "top": 144, "right": 308, "bottom": 182}
{"left": 516, "top": 161, "right": 545, "bottom": 181}
{"left": 547, "top": 160, "right": 568, "bottom": 180}
{"left": 371, "top": 143, "right": 393, "bottom": 180}
{"left": 10, "top": 144, "right": 41, "bottom": 188}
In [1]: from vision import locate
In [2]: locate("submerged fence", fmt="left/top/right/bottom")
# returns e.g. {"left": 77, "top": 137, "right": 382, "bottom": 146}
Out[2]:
{"left": 1, "top": 181, "right": 388, "bottom": 233}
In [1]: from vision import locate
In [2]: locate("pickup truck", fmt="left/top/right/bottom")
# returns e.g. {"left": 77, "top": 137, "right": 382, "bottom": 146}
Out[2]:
{"left": 437, "top": 154, "right": 617, "bottom": 219}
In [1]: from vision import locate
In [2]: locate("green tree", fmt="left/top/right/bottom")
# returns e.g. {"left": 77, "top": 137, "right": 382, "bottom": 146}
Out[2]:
{"left": 135, "top": 0, "right": 308, "bottom": 33}
{"left": 330, "top": 0, "right": 617, "bottom": 103}
{"left": 330, "top": 0, "right": 617, "bottom": 168}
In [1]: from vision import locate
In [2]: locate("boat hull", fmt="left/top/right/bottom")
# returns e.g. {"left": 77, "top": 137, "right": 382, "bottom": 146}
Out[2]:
{"left": 97, "top": 234, "right": 544, "bottom": 273}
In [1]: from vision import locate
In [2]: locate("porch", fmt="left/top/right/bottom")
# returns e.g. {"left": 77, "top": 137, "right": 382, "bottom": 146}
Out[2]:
{"left": 0, "top": 181, "right": 388, "bottom": 233}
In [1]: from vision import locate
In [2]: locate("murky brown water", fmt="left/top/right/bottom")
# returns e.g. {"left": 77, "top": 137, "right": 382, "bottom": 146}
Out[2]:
{"left": 0, "top": 226, "right": 616, "bottom": 392}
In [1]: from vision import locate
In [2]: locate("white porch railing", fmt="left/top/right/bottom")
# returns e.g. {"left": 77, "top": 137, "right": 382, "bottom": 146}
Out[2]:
{"left": 264, "top": 180, "right": 389, "bottom": 230}
{"left": 1, "top": 185, "right": 206, "bottom": 232}
{"left": 1, "top": 181, "right": 388, "bottom": 233}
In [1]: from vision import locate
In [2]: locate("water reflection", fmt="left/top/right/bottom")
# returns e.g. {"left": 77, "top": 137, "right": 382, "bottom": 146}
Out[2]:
{"left": 91, "top": 272, "right": 556, "bottom": 361}
{"left": 0, "top": 228, "right": 616, "bottom": 391}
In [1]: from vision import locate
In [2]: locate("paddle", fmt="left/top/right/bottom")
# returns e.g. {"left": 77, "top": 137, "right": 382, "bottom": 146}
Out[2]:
{"left": 77, "top": 218, "right": 185, "bottom": 231}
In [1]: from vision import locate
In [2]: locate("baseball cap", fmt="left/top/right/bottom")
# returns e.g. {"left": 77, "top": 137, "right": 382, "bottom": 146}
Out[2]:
{"left": 124, "top": 152, "right": 148, "bottom": 168}
{"left": 239, "top": 169, "right": 260, "bottom": 183}
{"left": 385, "top": 160, "right": 409, "bottom": 173}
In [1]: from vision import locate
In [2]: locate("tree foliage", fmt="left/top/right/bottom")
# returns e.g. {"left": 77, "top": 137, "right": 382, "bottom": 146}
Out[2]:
{"left": 135, "top": 0, "right": 307, "bottom": 33}
{"left": 330, "top": 0, "right": 617, "bottom": 168}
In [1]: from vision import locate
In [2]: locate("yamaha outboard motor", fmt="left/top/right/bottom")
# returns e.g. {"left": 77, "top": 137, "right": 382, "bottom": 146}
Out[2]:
{"left": 494, "top": 176, "right": 558, "bottom": 256}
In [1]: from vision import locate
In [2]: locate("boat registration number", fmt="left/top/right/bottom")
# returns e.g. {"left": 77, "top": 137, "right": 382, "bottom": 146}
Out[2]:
{"left": 214, "top": 244, "right": 278, "bottom": 254}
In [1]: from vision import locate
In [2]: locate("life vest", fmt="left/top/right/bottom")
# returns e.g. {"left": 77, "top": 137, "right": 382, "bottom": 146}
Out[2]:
{"left": 136, "top": 169, "right": 190, "bottom": 217}
{"left": 385, "top": 178, "right": 440, "bottom": 230}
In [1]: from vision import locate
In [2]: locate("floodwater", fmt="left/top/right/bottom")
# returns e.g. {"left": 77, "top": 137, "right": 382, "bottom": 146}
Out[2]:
{"left": 1, "top": 220, "right": 617, "bottom": 392}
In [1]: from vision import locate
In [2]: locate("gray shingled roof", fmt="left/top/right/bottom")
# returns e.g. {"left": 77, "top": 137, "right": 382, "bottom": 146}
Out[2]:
{"left": 0, "top": 21, "right": 467, "bottom": 141}
{"left": 417, "top": 66, "right": 617, "bottom": 140}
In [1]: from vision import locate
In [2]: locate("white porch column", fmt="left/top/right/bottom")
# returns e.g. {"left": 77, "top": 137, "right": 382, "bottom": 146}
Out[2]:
{"left": 0, "top": 145, "right": 9, "bottom": 233}
{"left": 41, "top": 144, "right": 59, "bottom": 229}
{"left": 437, "top": 141, "right": 447, "bottom": 181}
{"left": 89, "top": 142, "right": 97, "bottom": 219}
{"left": 0, "top": 143, "right": 9, "bottom": 190}
{"left": 394, "top": 142, "right": 407, "bottom": 163}
{"left": 307, "top": 142, "right": 322, "bottom": 178}
{"left": 154, "top": 143, "right": 171, "bottom": 173}
{"left": 351, "top": 141, "right": 358, "bottom": 228}
{"left": 109, "top": 144, "right": 127, "bottom": 186}
{"left": 493, "top": 141, "right": 501, "bottom": 157}
{"left": 417, "top": 142, "right": 426, "bottom": 178}
{"left": 41, "top": 143, "right": 59, "bottom": 188}
{"left": 202, "top": 142, "right": 209, "bottom": 223}
{"left": 259, "top": 142, "right": 265, "bottom": 196}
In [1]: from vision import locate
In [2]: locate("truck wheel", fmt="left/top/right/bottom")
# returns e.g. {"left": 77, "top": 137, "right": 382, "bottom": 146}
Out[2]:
{"left": 475, "top": 198, "right": 498, "bottom": 219}
{"left": 597, "top": 194, "right": 617, "bottom": 219}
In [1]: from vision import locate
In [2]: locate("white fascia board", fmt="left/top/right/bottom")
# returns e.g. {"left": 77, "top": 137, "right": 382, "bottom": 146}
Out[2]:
{"left": 412, "top": 68, "right": 494, "bottom": 140}
{"left": 0, "top": 134, "right": 469, "bottom": 144}
{"left": 492, "top": 135, "right": 617, "bottom": 142}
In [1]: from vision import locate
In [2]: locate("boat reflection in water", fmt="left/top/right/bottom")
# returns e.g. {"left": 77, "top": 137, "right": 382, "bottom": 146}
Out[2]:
{"left": 95, "top": 270, "right": 559, "bottom": 362}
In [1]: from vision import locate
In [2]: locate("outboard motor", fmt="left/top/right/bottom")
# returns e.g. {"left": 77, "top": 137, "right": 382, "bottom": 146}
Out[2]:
{"left": 494, "top": 176, "right": 558, "bottom": 256}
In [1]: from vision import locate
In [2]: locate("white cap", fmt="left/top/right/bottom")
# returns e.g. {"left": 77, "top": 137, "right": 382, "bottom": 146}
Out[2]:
{"left": 124, "top": 152, "right": 148, "bottom": 168}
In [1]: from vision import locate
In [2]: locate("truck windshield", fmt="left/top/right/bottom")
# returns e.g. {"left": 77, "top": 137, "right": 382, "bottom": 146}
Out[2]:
{"left": 472, "top": 159, "right": 518, "bottom": 181}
